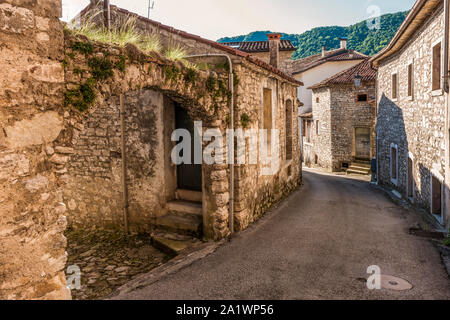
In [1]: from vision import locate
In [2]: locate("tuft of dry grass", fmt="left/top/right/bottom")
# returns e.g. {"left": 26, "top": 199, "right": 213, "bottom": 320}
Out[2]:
{"left": 69, "top": 6, "right": 163, "bottom": 55}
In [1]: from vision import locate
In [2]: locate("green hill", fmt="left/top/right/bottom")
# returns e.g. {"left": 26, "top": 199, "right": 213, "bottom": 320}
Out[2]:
{"left": 217, "top": 11, "right": 408, "bottom": 59}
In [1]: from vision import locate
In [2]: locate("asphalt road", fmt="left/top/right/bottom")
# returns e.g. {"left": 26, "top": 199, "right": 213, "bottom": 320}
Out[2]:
{"left": 116, "top": 169, "right": 450, "bottom": 300}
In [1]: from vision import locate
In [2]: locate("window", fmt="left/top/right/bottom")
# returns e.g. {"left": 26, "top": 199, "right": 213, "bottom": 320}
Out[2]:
{"left": 392, "top": 73, "right": 398, "bottom": 100}
{"left": 316, "top": 97, "right": 320, "bottom": 103}
{"left": 302, "top": 119, "right": 306, "bottom": 137}
{"left": 316, "top": 120, "right": 319, "bottom": 135}
{"left": 306, "top": 120, "right": 312, "bottom": 143}
{"left": 263, "top": 88, "right": 272, "bottom": 145}
{"left": 285, "top": 100, "right": 293, "bottom": 161}
{"left": 357, "top": 94, "right": 368, "bottom": 102}
{"left": 407, "top": 63, "right": 414, "bottom": 97}
{"left": 390, "top": 144, "right": 398, "bottom": 185}
{"left": 432, "top": 42, "right": 442, "bottom": 91}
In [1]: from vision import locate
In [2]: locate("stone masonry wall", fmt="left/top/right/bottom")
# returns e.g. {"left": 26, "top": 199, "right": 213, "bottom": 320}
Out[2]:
{"left": 61, "top": 32, "right": 233, "bottom": 240}
{"left": 0, "top": 0, "right": 71, "bottom": 299}
{"left": 72, "top": 4, "right": 303, "bottom": 237}
{"left": 307, "top": 87, "right": 333, "bottom": 169}
{"left": 306, "top": 82, "right": 376, "bottom": 172}
{"left": 232, "top": 63, "right": 302, "bottom": 230}
{"left": 329, "top": 83, "right": 376, "bottom": 171}
{"left": 376, "top": 3, "right": 446, "bottom": 220}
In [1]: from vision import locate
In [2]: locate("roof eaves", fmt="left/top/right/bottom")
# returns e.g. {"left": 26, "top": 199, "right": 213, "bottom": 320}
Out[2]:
{"left": 371, "top": 0, "right": 441, "bottom": 66}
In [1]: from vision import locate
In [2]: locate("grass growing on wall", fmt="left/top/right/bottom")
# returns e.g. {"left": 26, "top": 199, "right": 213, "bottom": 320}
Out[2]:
{"left": 68, "top": 7, "right": 194, "bottom": 68}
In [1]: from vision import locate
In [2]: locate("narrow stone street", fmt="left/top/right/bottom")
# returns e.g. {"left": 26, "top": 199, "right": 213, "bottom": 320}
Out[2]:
{"left": 114, "top": 170, "right": 450, "bottom": 300}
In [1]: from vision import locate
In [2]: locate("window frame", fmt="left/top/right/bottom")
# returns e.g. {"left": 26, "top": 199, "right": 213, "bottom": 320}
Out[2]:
{"left": 356, "top": 93, "right": 368, "bottom": 102}
{"left": 432, "top": 40, "right": 442, "bottom": 93}
{"left": 391, "top": 72, "right": 398, "bottom": 101}
{"left": 407, "top": 60, "right": 414, "bottom": 100}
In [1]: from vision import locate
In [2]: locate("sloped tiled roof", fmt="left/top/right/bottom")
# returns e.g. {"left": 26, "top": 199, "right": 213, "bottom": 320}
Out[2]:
{"left": 221, "top": 40, "right": 296, "bottom": 53}
{"left": 292, "top": 48, "right": 367, "bottom": 75}
{"left": 308, "top": 59, "right": 376, "bottom": 89}
{"left": 78, "top": 4, "right": 302, "bottom": 86}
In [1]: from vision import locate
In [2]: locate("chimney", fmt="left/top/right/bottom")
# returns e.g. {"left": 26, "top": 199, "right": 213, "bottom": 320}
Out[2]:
{"left": 322, "top": 46, "right": 327, "bottom": 57}
{"left": 339, "top": 37, "right": 348, "bottom": 50}
{"left": 267, "top": 33, "right": 282, "bottom": 68}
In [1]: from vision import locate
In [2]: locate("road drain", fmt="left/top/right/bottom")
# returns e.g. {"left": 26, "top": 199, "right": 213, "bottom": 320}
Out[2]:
{"left": 381, "top": 275, "right": 413, "bottom": 291}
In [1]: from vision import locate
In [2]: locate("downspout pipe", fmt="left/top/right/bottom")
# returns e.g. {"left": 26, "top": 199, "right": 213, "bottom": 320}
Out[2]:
{"left": 120, "top": 95, "right": 129, "bottom": 236}
{"left": 185, "top": 54, "right": 235, "bottom": 236}
{"left": 444, "top": 0, "right": 449, "bottom": 93}
{"left": 444, "top": 0, "right": 450, "bottom": 231}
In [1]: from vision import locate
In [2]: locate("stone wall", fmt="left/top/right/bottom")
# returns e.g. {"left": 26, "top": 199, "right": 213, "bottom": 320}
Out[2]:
{"left": 376, "top": 3, "right": 447, "bottom": 226}
{"left": 307, "top": 87, "right": 333, "bottom": 169}
{"left": 69, "top": 3, "right": 303, "bottom": 238}
{"left": 232, "top": 63, "right": 302, "bottom": 231}
{"left": 61, "top": 32, "right": 233, "bottom": 239}
{"left": 329, "top": 83, "right": 376, "bottom": 170}
{"left": 0, "top": 0, "right": 71, "bottom": 299}
{"left": 247, "top": 51, "right": 294, "bottom": 75}
{"left": 304, "top": 82, "right": 376, "bottom": 172}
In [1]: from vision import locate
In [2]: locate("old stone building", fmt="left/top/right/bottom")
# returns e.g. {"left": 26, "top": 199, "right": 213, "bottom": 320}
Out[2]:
{"left": 301, "top": 60, "right": 377, "bottom": 173}
{"left": 71, "top": 2, "right": 303, "bottom": 239}
{"left": 292, "top": 39, "right": 367, "bottom": 115}
{"left": 0, "top": 0, "right": 303, "bottom": 299}
{"left": 372, "top": 0, "right": 449, "bottom": 229}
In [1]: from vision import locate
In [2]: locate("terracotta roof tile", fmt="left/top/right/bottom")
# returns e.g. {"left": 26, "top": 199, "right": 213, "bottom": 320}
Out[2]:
{"left": 292, "top": 49, "right": 367, "bottom": 74}
{"left": 221, "top": 40, "right": 296, "bottom": 53}
{"left": 308, "top": 59, "right": 376, "bottom": 89}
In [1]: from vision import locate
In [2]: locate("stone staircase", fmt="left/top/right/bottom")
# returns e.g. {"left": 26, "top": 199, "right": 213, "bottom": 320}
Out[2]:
{"left": 151, "top": 190, "right": 203, "bottom": 255}
{"left": 346, "top": 160, "right": 371, "bottom": 175}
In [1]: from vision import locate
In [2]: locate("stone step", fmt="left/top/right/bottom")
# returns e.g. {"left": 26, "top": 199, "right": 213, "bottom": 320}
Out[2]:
{"left": 167, "top": 200, "right": 202, "bottom": 217}
{"left": 349, "top": 165, "right": 371, "bottom": 172}
{"left": 347, "top": 168, "right": 371, "bottom": 175}
{"left": 154, "top": 213, "right": 202, "bottom": 237}
{"left": 176, "top": 189, "right": 203, "bottom": 203}
{"left": 352, "top": 161, "right": 371, "bottom": 169}
{"left": 151, "top": 235, "right": 197, "bottom": 256}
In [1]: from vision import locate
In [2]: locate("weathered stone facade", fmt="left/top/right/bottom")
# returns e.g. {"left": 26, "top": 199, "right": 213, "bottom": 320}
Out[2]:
{"left": 65, "top": 3, "right": 303, "bottom": 239}
{"left": 303, "top": 79, "right": 376, "bottom": 171}
{"left": 62, "top": 33, "right": 233, "bottom": 240}
{"left": 0, "top": 0, "right": 71, "bottom": 299}
{"left": 0, "top": 0, "right": 302, "bottom": 299}
{"left": 375, "top": 3, "right": 449, "bottom": 228}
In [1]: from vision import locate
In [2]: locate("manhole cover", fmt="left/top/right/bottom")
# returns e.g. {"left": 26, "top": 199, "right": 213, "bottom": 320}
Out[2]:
{"left": 381, "top": 275, "right": 413, "bottom": 291}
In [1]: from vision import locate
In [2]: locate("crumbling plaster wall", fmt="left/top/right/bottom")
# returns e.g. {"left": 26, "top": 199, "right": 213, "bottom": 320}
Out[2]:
{"left": 0, "top": 0, "right": 71, "bottom": 300}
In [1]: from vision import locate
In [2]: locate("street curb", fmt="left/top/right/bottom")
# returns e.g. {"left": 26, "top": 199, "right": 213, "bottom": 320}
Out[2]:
{"left": 370, "top": 183, "right": 446, "bottom": 232}
{"left": 107, "top": 240, "right": 226, "bottom": 299}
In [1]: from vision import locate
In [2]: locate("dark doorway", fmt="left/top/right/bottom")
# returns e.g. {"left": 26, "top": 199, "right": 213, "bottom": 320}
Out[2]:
{"left": 175, "top": 105, "right": 202, "bottom": 191}
{"left": 355, "top": 127, "right": 371, "bottom": 160}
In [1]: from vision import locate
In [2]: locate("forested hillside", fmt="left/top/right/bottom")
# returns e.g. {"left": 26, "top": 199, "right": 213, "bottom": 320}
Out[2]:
{"left": 218, "top": 11, "right": 408, "bottom": 59}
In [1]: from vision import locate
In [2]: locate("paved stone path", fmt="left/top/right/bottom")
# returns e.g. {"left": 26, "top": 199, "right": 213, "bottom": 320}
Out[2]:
{"left": 66, "top": 230, "right": 171, "bottom": 300}
{"left": 114, "top": 170, "right": 450, "bottom": 300}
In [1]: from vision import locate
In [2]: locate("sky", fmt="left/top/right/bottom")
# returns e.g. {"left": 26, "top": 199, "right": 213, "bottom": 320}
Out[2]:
{"left": 62, "top": 0, "right": 417, "bottom": 41}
